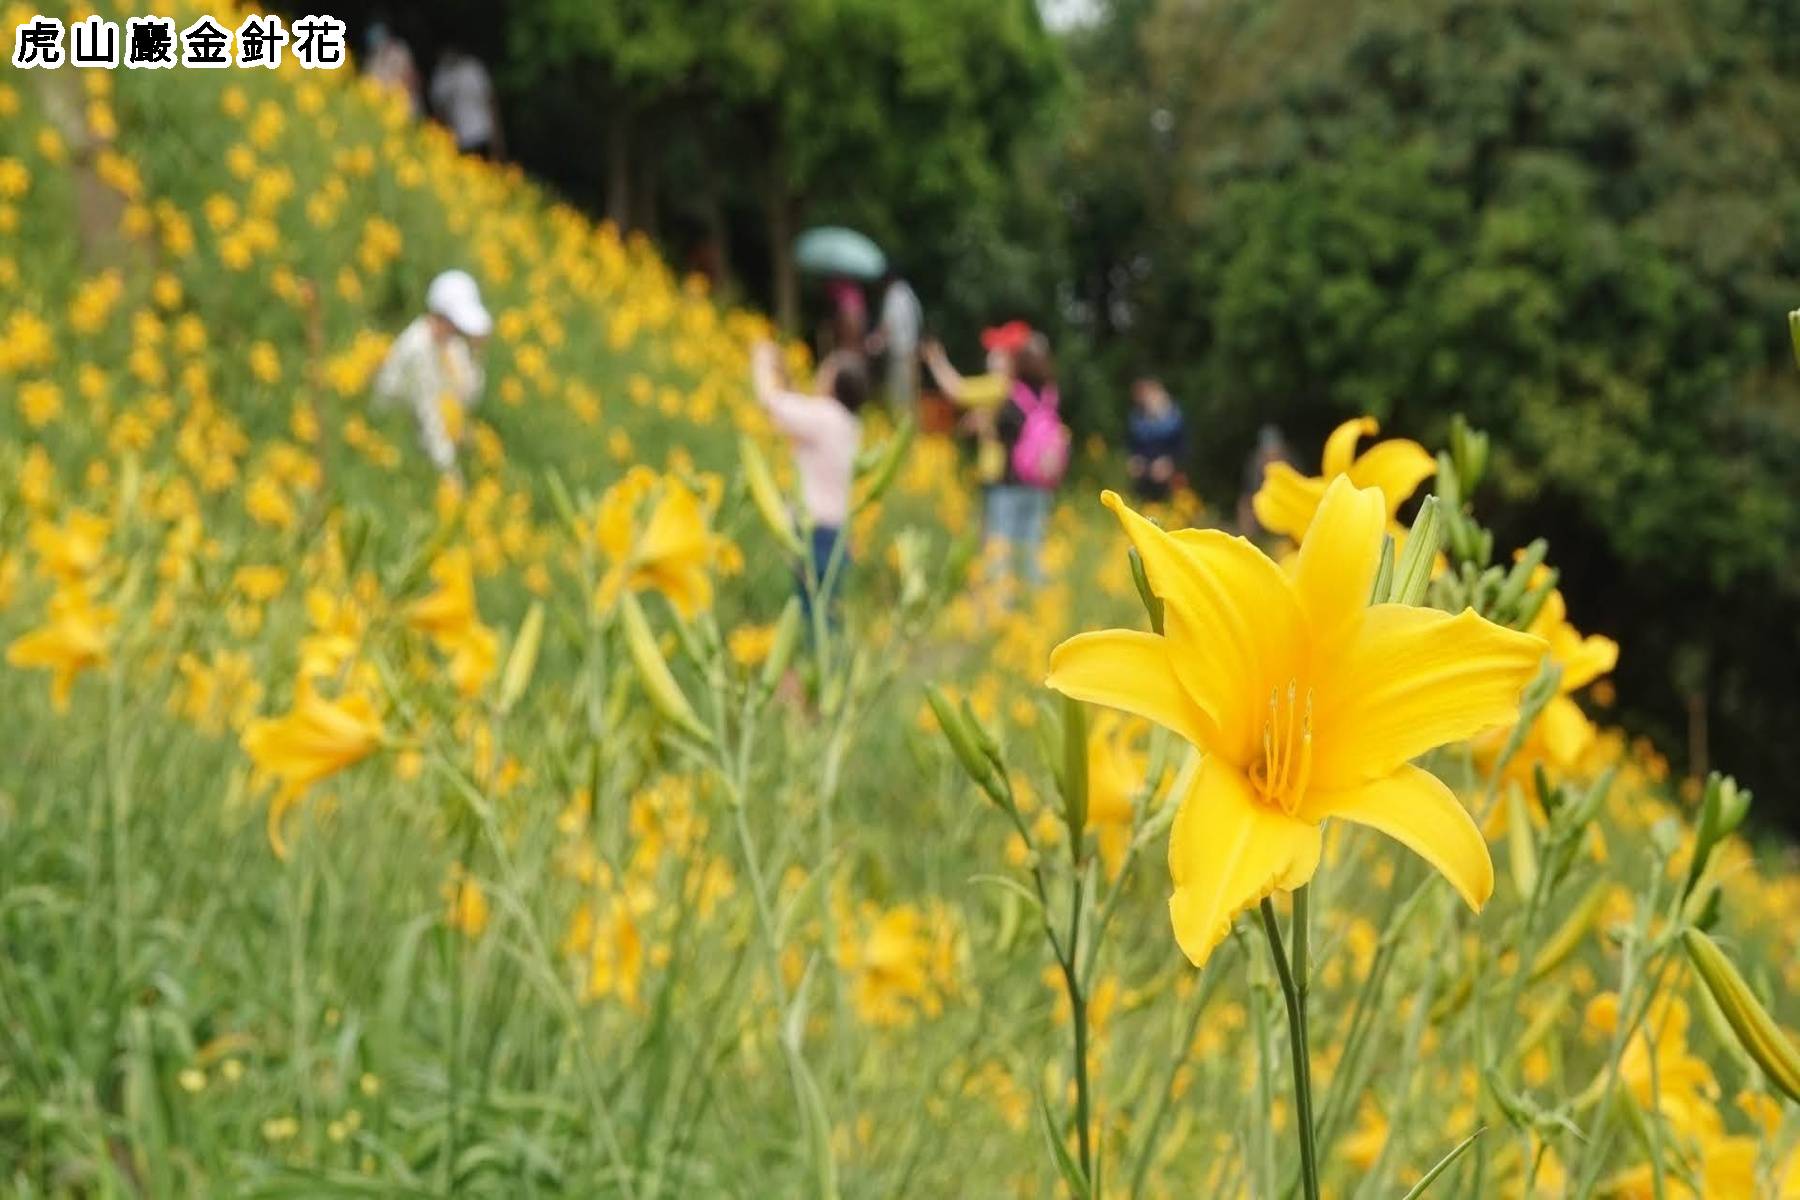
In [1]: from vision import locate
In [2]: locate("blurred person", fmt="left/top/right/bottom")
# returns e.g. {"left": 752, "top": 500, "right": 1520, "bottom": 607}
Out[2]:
{"left": 373, "top": 269, "right": 493, "bottom": 489}
{"left": 363, "top": 22, "right": 421, "bottom": 117}
{"left": 430, "top": 47, "right": 504, "bottom": 160}
{"left": 1238, "top": 423, "right": 1292, "bottom": 537}
{"left": 751, "top": 341, "right": 868, "bottom": 622}
{"left": 865, "top": 271, "right": 922, "bottom": 415}
{"left": 825, "top": 277, "right": 867, "bottom": 354}
{"left": 924, "top": 323, "right": 1066, "bottom": 586}
{"left": 1126, "top": 376, "right": 1186, "bottom": 502}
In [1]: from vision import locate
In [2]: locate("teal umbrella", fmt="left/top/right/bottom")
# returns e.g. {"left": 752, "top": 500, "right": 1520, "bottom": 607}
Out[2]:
{"left": 795, "top": 226, "right": 887, "bottom": 280}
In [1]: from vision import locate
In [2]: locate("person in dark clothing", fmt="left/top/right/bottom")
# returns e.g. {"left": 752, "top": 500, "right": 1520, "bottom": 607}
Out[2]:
{"left": 1126, "top": 377, "right": 1186, "bottom": 502}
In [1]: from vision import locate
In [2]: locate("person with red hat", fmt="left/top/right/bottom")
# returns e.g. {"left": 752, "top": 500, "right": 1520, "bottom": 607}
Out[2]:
{"left": 921, "top": 322, "right": 1066, "bottom": 591}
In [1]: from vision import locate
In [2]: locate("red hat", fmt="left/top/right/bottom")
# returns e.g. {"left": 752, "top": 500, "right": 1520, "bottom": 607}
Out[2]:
{"left": 980, "top": 320, "right": 1033, "bottom": 354}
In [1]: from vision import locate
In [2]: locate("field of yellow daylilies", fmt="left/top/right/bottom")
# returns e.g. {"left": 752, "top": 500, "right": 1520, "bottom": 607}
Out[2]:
{"left": 4, "top": 3, "right": 1800, "bottom": 1196}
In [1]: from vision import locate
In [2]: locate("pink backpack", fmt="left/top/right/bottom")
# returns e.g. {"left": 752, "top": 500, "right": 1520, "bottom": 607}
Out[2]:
{"left": 1010, "top": 382, "right": 1070, "bottom": 489}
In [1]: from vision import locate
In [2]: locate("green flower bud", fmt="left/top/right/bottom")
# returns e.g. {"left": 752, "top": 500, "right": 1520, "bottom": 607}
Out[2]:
{"left": 1684, "top": 928, "right": 1800, "bottom": 1104}
{"left": 853, "top": 416, "right": 915, "bottom": 512}
{"left": 926, "top": 687, "right": 1004, "bottom": 807}
{"left": 497, "top": 602, "right": 544, "bottom": 714}
{"left": 619, "top": 591, "right": 708, "bottom": 741}
{"left": 760, "top": 597, "right": 804, "bottom": 692}
{"left": 1391, "top": 497, "right": 1441, "bottom": 607}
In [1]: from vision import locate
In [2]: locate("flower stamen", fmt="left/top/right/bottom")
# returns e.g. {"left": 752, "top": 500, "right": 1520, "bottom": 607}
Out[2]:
{"left": 1252, "top": 680, "right": 1314, "bottom": 816}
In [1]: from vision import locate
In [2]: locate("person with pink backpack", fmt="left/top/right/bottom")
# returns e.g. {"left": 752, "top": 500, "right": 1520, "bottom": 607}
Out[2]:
{"left": 923, "top": 323, "right": 1069, "bottom": 586}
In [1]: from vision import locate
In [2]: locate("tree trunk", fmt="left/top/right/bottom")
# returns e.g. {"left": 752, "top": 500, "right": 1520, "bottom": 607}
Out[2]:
{"left": 605, "top": 104, "right": 631, "bottom": 231}
{"left": 632, "top": 140, "right": 660, "bottom": 242}
{"left": 701, "top": 166, "right": 734, "bottom": 298}
{"left": 767, "top": 178, "right": 799, "bottom": 333}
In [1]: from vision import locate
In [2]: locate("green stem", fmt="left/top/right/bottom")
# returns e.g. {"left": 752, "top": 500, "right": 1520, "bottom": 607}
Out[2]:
{"left": 445, "top": 819, "right": 479, "bottom": 1195}
{"left": 1260, "top": 897, "right": 1320, "bottom": 1200}
{"left": 1062, "top": 873, "right": 1093, "bottom": 1188}
{"left": 1291, "top": 885, "right": 1313, "bottom": 1114}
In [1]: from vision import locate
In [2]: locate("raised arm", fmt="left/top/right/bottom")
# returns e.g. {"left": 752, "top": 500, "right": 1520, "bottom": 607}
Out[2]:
{"left": 751, "top": 340, "right": 823, "bottom": 443}
{"left": 920, "top": 339, "right": 965, "bottom": 395}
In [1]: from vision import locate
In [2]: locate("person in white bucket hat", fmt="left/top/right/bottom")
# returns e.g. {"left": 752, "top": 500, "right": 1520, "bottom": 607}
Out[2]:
{"left": 373, "top": 269, "right": 493, "bottom": 486}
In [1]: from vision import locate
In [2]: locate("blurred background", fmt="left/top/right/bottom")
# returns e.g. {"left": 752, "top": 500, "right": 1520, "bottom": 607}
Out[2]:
{"left": 200, "top": 0, "right": 1800, "bottom": 817}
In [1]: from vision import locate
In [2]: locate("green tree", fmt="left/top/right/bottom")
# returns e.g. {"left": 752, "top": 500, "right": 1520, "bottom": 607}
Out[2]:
{"left": 1059, "top": 0, "right": 1800, "bottom": 810}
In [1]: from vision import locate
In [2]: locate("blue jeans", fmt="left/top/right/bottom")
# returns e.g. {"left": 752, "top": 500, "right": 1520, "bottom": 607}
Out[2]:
{"left": 984, "top": 485, "right": 1049, "bottom": 584}
{"left": 799, "top": 524, "right": 848, "bottom": 623}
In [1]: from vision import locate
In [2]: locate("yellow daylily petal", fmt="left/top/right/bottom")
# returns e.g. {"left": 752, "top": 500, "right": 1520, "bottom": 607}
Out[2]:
{"left": 1300, "top": 763, "right": 1493, "bottom": 911}
{"left": 1346, "top": 438, "right": 1436, "bottom": 517}
{"left": 1322, "top": 416, "right": 1378, "bottom": 477}
{"left": 1047, "top": 629, "right": 1218, "bottom": 752}
{"left": 1251, "top": 461, "right": 1327, "bottom": 541}
{"left": 1094, "top": 489, "right": 1310, "bottom": 759}
{"left": 1311, "top": 604, "right": 1546, "bottom": 789}
{"left": 1556, "top": 632, "right": 1618, "bottom": 694}
{"left": 1167, "top": 757, "right": 1321, "bottom": 968}
{"left": 1293, "top": 477, "right": 1386, "bottom": 640}
{"left": 1539, "top": 694, "right": 1596, "bottom": 768}
{"left": 1101, "top": 492, "right": 1303, "bottom": 763}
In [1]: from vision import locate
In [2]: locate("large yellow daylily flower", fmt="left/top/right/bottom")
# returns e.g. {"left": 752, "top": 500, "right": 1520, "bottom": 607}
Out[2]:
{"left": 1253, "top": 416, "right": 1436, "bottom": 541}
{"left": 241, "top": 679, "right": 385, "bottom": 859}
{"left": 1048, "top": 477, "right": 1545, "bottom": 967}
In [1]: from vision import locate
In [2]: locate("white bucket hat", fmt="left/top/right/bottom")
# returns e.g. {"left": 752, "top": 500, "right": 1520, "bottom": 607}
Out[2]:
{"left": 426, "top": 269, "right": 493, "bottom": 338}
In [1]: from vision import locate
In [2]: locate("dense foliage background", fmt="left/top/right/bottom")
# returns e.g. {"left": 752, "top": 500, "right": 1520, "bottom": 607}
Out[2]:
{"left": 335, "top": 0, "right": 1800, "bottom": 816}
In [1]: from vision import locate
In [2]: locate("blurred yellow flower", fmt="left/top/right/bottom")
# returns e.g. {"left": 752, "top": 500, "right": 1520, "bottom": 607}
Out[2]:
{"left": 1049, "top": 479, "right": 1543, "bottom": 967}
{"left": 406, "top": 547, "right": 499, "bottom": 697}
{"left": 28, "top": 510, "right": 109, "bottom": 589}
{"left": 1253, "top": 416, "right": 1436, "bottom": 541}
{"left": 594, "top": 468, "right": 718, "bottom": 618}
{"left": 6, "top": 586, "right": 115, "bottom": 712}
{"left": 443, "top": 864, "right": 490, "bottom": 939}
{"left": 241, "top": 680, "right": 384, "bottom": 859}
{"left": 1086, "top": 713, "right": 1150, "bottom": 880}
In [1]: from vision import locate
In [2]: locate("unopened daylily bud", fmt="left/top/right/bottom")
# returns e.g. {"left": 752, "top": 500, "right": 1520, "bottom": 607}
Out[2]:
{"left": 1446, "top": 507, "right": 1483, "bottom": 566}
{"left": 619, "top": 591, "right": 708, "bottom": 740}
{"left": 760, "top": 597, "right": 804, "bottom": 692}
{"left": 497, "top": 602, "right": 544, "bottom": 714}
{"left": 927, "top": 687, "right": 1005, "bottom": 806}
{"left": 1505, "top": 785, "right": 1538, "bottom": 900}
{"left": 1450, "top": 415, "right": 1490, "bottom": 493}
{"left": 1369, "top": 534, "right": 1396, "bottom": 605}
{"left": 545, "top": 468, "right": 584, "bottom": 540}
{"left": 1493, "top": 539, "right": 1548, "bottom": 618}
{"left": 1684, "top": 771, "right": 1752, "bottom": 900}
{"left": 1789, "top": 309, "right": 1800, "bottom": 370}
{"left": 942, "top": 528, "right": 982, "bottom": 595}
{"left": 1434, "top": 450, "right": 1462, "bottom": 511}
{"left": 1715, "top": 773, "right": 1752, "bottom": 836}
{"left": 854, "top": 417, "right": 915, "bottom": 512}
{"left": 1684, "top": 928, "right": 1800, "bottom": 1103}
{"left": 1128, "top": 547, "right": 1165, "bottom": 635}
{"left": 1527, "top": 879, "right": 1609, "bottom": 983}
{"left": 1512, "top": 568, "right": 1560, "bottom": 633}
{"left": 1391, "top": 497, "right": 1441, "bottom": 606}
{"left": 740, "top": 436, "right": 805, "bottom": 556}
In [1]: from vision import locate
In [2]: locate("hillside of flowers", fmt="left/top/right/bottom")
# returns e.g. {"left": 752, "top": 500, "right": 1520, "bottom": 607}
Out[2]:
{"left": 3, "top": 3, "right": 1799, "bottom": 1196}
